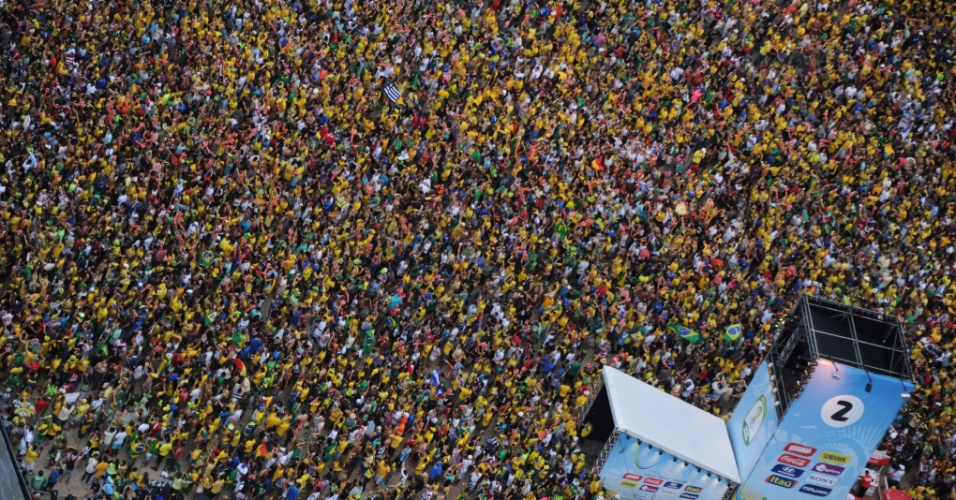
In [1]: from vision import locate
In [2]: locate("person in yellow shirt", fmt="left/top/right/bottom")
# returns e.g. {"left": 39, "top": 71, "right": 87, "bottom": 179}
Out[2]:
{"left": 156, "top": 440, "right": 173, "bottom": 470}
{"left": 376, "top": 461, "right": 392, "bottom": 485}
{"left": 210, "top": 475, "right": 226, "bottom": 495}
{"left": 277, "top": 416, "right": 292, "bottom": 440}
{"left": 22, "top": 445, "right": 39, "bottom": 473}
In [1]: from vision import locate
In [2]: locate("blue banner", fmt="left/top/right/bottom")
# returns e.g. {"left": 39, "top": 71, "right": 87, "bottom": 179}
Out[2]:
{"left": 600, "top": 434, "right": 730, "bottom": 499}
{"left": 735, "top": 360, "right": 913, "bottom": 500}
{"left": 727, "top": 360, "right": 779, "bottom": 481}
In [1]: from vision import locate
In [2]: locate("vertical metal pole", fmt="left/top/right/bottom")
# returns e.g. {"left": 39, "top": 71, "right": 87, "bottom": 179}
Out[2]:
{"left": 846, "top": 308, "right": 868, "bottom": 373}
{"left": 802, "top": 295, "right": 820, "bottom": 360}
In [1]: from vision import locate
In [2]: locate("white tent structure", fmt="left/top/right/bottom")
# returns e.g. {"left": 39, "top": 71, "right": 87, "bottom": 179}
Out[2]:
{"left": 582, "top": 366, "right": 740, "bottom": 499}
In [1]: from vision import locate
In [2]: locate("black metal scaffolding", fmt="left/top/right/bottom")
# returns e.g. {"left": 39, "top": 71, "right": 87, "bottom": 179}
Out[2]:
{"left": 765, "top": 295, "right": 914, "bottom": 419}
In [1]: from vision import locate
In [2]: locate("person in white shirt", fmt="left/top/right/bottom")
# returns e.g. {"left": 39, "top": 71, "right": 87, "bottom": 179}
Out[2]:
{"left": 90, "top": 397, "right": 105, "bottom": 413}
{"left": 102, "top": 427, "right": 117, "bottom": 452}
{"left": 468, "top": 470, "right": 482, "bottom": 491}
{"left": 458, "top": 455, "right": 473, "bottom": 480}
{"left": 57, "top": 403, "right": 75, "bottom": 426}
{"left": 111, "top": 430, "right": 127, "bottom": 453}
{"left": 82, "top": 455, "right": 98, "bottom": 484}
{"left": 681, "top": 379, "right": 695, "bottom": 399}
{"left": 740, "top": 362, "right": 755, "bottom": 381}
{"left": 888, "top": 463, "right": 905, "bottom": 489}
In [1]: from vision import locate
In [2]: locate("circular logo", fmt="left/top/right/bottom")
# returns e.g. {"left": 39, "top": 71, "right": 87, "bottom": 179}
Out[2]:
{"left": 742, "top": 395, "right": 767, "bottom": 446}
{"left": 821, "top": 395, "right": 865, "bottom": 428}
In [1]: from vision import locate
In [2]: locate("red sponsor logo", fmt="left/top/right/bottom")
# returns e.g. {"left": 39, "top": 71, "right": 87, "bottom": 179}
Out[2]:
{"left": 624, "top": 474, "right": 644, "bottom": 482}
{"left": 644, "top": 477, "right": 664, "bottom": 486}
{"left": 777, "top": 454, "right": 811, "bottom": 468}
{"left": 785, "top": 443, "right": 818, "bottom": 457}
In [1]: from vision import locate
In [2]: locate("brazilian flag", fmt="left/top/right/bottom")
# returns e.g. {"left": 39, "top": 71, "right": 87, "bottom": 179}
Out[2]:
{"left": 723, "top": 324, "right": 743, "bottom": 343}
{"left": 362, "top": 331, "right": 376, "bottom": 356}
{"left": 669, "top": 324, "right": 702, "bottom": 343}
{"left": 199, "top": 250, "right": 214, "bottom": 267}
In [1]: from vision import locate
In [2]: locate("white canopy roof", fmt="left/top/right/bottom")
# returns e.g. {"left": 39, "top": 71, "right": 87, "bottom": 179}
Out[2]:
{"left": 602, "top": 366, "right": 742, "bottom": 483}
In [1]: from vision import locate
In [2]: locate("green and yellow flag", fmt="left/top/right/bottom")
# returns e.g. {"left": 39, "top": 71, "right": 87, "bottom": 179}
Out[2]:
{"left": 669, "top": 324, "right": 702, "bottom": 343}
{"left": 723, "top": 323, "right": 743, "bottom": 343}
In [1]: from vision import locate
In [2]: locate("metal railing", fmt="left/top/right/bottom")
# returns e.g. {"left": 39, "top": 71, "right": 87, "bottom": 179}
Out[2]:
{"left": 592, "top": 429, "right": 620, "bottom": 474}
{"left": 578, "top": 378, "right": 604, "bottom": 421}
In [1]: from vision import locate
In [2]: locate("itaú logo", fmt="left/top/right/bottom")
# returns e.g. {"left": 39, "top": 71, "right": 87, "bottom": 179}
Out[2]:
{"left": 765, "top": 475, "right": 798, "bottom": 488}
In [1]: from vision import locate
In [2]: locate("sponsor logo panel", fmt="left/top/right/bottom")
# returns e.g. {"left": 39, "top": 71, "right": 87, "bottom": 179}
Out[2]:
{"left": 778, "top": 454, "right": 812, "bottom": 467}
{"left": 819, "top": 451, "right": 851, "bottom": 465}
{"left": 765, "top": 475, "right": 798, "bottom": 488}
{"left": 811, "top": 463, "right": 845, "bottom": 476}
{"left": 784, "top": 443, "right": 818, "bottom": 457}
{"left": 771, "top": 464, "right": 806, "bottom": 479}
{"left": 799, "top": 484, "right": 833, "bottom": 497}
{"left": 806, "top": 474, "right": 838, "bottom": 486}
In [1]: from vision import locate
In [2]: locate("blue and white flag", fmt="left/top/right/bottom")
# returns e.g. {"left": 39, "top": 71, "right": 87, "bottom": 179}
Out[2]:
{"left": 383, "top": 82, "right": 404, "bottom": 105}
{"left": 429, "top": 368, "right": 441, "bottom": 386}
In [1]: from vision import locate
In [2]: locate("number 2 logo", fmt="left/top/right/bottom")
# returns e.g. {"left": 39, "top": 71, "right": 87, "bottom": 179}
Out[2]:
{"left": 821, "top": 395, "right": 865, "bottom": 428}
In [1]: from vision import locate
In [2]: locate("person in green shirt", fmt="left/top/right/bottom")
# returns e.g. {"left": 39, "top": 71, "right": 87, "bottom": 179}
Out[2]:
{"left": 146, "top": 438, "right": 160, "bottom": 467}
{"left": 29, "top": 470, "right": 47, "bottom": 491}
{"left": 106, "top": 461, "right": 118, "bottom": 478}
{"left": 566, "top": 361, "right": 582, "bottom": 381}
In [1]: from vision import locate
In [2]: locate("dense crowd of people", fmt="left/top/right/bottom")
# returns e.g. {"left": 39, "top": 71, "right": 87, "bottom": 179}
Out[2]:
{"left": 1, "top": 0, "right": 955, "bottom": 498}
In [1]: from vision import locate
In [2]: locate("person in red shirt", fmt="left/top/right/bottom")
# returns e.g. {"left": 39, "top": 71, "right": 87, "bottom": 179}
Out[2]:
{"left": 34, "top": 397, "right": 49, "bottom": 416}
{"left": 851, "top": 470, "right": 873, "bottom": 497}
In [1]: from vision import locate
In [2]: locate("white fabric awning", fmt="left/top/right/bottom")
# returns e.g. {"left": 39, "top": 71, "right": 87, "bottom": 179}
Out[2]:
{"left": 602, "top": 366, "right": 742, "bottom": 483}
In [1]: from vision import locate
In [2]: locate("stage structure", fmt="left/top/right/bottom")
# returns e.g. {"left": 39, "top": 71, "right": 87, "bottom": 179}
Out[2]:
{"left": 584, "top": 295, "right": 914, "bottom": 500}
{"left": 733, "top": 295, "right": 914, "bottom": 499}
{"left": 584, "top": 366, "right": 741, "bottom": 500}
